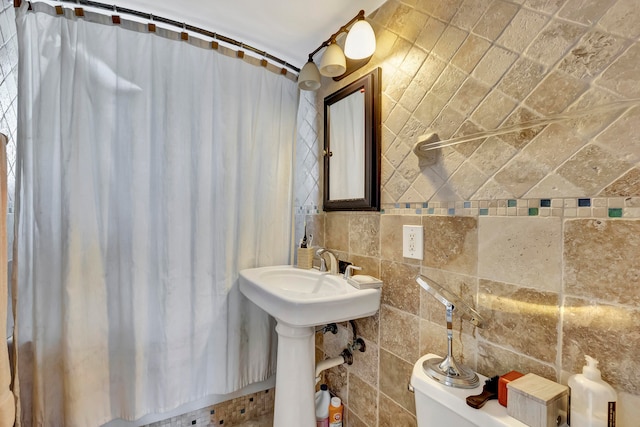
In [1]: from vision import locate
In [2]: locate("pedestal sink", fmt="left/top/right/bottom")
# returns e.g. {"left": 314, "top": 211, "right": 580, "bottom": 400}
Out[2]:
{"left": 239, "top": 265, "right": 381, "bottom": 427}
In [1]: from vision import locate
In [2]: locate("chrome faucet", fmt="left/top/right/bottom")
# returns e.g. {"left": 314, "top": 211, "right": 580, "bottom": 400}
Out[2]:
{"left": 316, "top": 248, "right": 338, "bottom": 274}
{"left": 343, "top": 264, "right": 362, "bottom": 279}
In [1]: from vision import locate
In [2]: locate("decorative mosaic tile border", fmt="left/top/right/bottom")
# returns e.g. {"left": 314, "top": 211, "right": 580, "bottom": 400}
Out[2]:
{"left": 295, "top": 197, "right": 640, "bottom": 218}
{"left": 380, "top": 197, "right": 640, "bottom": 219}
{"left": 144, "top": 388, "right": 274, "bottom": 427}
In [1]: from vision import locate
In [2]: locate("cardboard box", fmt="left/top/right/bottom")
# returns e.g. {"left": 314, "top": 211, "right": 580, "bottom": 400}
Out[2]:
{"left": 507, "top": 373, "right": 568, "bottom": 427}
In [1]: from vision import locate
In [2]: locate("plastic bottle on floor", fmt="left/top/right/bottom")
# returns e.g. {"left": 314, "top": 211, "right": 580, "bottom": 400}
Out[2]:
{"left": 329, "top": 396, "right": 343, "bottom": 427}
{"left": 315, "top": 384, "right": 330, "bottom": 427}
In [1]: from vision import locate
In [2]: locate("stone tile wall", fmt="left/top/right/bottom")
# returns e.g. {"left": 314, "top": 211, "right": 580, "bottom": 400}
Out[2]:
{"left": 302, "top": 1, "right": 640, "bottom": 426}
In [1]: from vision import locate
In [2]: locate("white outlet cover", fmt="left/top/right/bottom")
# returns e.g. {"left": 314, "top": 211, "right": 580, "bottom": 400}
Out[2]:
{"left": 402, "top": 225, "right": 423, "bottom": 260}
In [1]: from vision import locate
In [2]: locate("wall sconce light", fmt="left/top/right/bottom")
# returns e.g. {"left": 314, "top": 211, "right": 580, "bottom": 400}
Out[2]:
{"left": 298, "top": 10, "right": 376, "bottom": 91}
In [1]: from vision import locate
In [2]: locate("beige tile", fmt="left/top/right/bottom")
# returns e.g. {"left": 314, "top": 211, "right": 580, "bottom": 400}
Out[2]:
{"left": 449, "top": 78, "right": 491, "bottom": 117}
{"left": 348, "top": 373, "right": 378, "bottom": 426}
{"left": 525, "top": 70, "right": 589, "bottom": 116}
{"left": 478, "top": 279, "right": 559, "bottom": 364}
{"left": 353, "top": 312, "right": 379, "bottom": 344}
{"left": 430, "top": 105, "right": 466, "bottom": 140}
{"left": 595, "top": 106, "right": 640, "bottom": 165}
{"left": 385, "top": 69, "right": 413, "bottom": 103}
{"left": 385, "top": 104, "right": 411, "bottom": 135}
{"left": 388, "top": 5, "right": 429, "bottom": 42}
{"left": 379, "top": 349, "right": 417, "bottom": 414}
{"left": 523, "top": 0, "right": 564, "bottom": 14}
{"left": 498, "top": 8, "right": 549, "bottom": 52}
{"left": 525, "top": 19, "right": 588, "bottom": 67}
{"left": 493, "top": 152, "right": 551, "bottom": 197}
{"left": 345, "top": 409, "right": 367, "bottom": 427}
{"left": 450, "top": 0, "right": 490, "bottom": 31}
{"left": 325, "top": 213, "right": 350, "bottom": 252}
{"left": 413, "top": 93, "right": 447, "bottom": 128}
{"left": 558, "top": 30, "right": 628, "bottom": 79}
{"left": 415, "top": 17, "right": 446, "bottom": 51}
{"left": 498, "top": 57, "right": 546, "bottom": 101}
{"left": 478, "top": 216, "right": 562, "bottom": 291}
{"left": 431, "top": 25, "right": 468, "bottom": 63}
{"left": 379, "top": 393, "right": 417, "bottom": 427}
{"left": 398, "top": 79, "right": 427, "bottom": 113}
{"left": 520, "top": 122, "right": 588, "bottom": 170}
{"left": 384, "top": 171, "right": 412, "bottom": 202}
{"left": 473, "top": 46, "right": 518, "bottom": 88}
{"left": 473, "top": 0, "right": 519, "bottom": 41}
{"left": 385, "top": 37, "right": 414, "bottom": 70}
{"left": 401, "top": 46, "right": 429, "bottom": 79}
{"left": 429, "top": 0, "right": 464, "bottom": 22}
{"left": 562, "top": 297, "right": 640, "bottom": 394}
{"left": 380, "top": 215, "right": 422, "bottom": 262}
{"left": 380, "top": 304, "right": 420, "bottom": 363}
{"left": 451, "top": 35, "right": 492, "bottom": 74}
{"left": 451, "top": 121, "right": 485, "bottom": 157}
{"left": 411, "top": 168, "right": 446, "bottom": 201}
{"left": 524, "top": 173, "right": 584, "bottom": 199}
{"left": 557, "top": 0, "right": 616, "bottom": 25}
{"left": 431, "top": 65, "right": 467, "bottom": 102}
{"left": 599, "top": 168, "right": 640, "bottom": 197}
{"left": 413, "top": 55, "right": 447, "bottom": 94}
{"left": 380, "top": 260, "right": 421, "bottom": 314}
{"left": 445, "top": 161, "right": 488, "bottom": 200}
{"left": 349, "top": 213, "right": 381, "bottom": 257}
{"left": 325, "top": 364, "right": 349, "bottom": 405}
{"left": 564, "top": 219, "right": 640, "bottom": 305}
{"left": 471, "top": 90, "right": 518, "bottom": 130}
{"left": 556, "top": 144, "right": 632, "bottom": 195}
{"left": 349, "top": 339, "right": 379, "bottom": 388}
{"left": 477, "top": 341, "right": 558, "bottom": 381}
{"left": 499, "top": 107, "right": 544, "bottom": 150}
{"left": 468, "top": 136, "right": 518, "bottom": 177}
{"left": 598, "top": 0, "right": 640, "bottom": 39}
{"left": 422, "top": 216, "right": 478, "bottom": 276}
{"left": 597, "top": 43, "right": 640, "bottom": 98}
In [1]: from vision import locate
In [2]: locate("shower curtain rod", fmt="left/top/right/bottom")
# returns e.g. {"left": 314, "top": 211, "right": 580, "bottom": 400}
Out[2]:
{"left": 16, "top": 0, "right": 301, "bottom": 74}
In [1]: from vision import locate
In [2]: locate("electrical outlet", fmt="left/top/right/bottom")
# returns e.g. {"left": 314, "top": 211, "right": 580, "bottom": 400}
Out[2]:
{"left": 402, "top": 225, "right": 423, "bottom": 260}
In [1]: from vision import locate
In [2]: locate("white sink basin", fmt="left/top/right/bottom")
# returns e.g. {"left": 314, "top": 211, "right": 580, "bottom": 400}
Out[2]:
{"left": 239, "top": 265, "right": 381, "bottom": 327}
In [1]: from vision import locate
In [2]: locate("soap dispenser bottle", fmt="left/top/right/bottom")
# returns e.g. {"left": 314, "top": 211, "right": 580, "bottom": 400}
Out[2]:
{"left": 568, "top": 355, "right": 617, "bottom": 427}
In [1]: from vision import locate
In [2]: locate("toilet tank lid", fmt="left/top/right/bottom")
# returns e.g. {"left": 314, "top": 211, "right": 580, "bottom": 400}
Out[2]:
{"left": 410, "top": 354, "right": 529, "bottom": 427}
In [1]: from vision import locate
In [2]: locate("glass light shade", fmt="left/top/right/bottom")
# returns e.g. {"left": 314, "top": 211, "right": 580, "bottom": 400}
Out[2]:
{"left": 344, "top": 20, "right": 376, "bottom": 60}
{"left": 298, "top": 60, "right": 321, "bottom": 91}
{"left": 319, "top": 43, "right": 346, "bottom": 77}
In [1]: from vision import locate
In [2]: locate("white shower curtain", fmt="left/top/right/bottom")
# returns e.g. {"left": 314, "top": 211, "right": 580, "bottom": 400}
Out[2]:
{"left": 13, "top": 3, "right": 299, "bottom": 426}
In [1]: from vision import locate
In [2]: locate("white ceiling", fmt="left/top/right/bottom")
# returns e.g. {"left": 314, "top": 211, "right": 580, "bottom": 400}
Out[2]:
{"left": 113, "top": 0, "right": 388, "bottom": 69}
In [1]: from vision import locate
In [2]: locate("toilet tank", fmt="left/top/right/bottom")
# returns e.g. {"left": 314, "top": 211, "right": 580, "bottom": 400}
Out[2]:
{"left": 411, "top": 354, "right": 527, "bottom": 427}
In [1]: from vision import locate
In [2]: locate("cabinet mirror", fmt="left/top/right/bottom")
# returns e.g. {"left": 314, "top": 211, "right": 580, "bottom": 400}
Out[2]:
{"left": 323, "top": 68, "right": 381, "bottom": 211}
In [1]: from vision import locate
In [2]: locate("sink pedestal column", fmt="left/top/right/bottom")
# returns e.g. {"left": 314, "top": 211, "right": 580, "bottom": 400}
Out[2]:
{"left": 273, "top": 322, "right": 316, "bottom": 427}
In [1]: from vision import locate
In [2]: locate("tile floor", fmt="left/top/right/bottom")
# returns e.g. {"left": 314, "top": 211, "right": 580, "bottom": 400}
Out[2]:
{"left": 235, "top": 414, "right": 273, "bottom": 426}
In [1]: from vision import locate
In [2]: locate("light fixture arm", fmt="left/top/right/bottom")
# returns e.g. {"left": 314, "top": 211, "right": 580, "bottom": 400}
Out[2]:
{"left": 307, "top": 10, "right": 365, "bottom": 60}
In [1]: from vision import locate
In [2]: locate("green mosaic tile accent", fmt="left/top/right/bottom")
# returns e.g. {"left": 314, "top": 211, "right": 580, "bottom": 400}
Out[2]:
{"left": 529, "top": 208, "right": 539, "bottom": 216}
{"left": 508, "top": 199, "right": 517, "bottom": 207}
{"left": 608, "top": 208, "right": 623, "bottom": 218}
{"left": 479, "top": 208, "right": 489, "bottom": 216}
